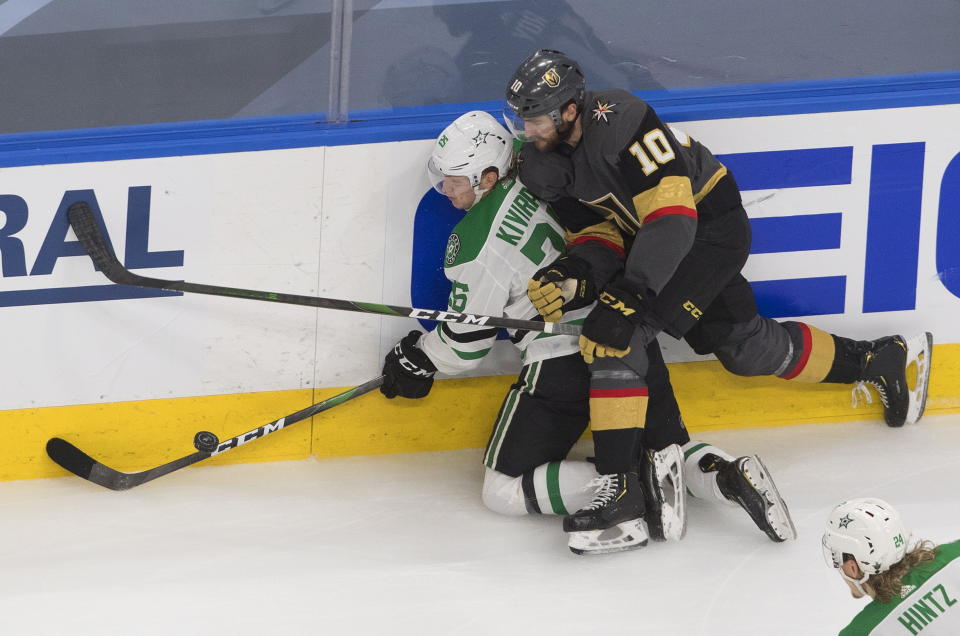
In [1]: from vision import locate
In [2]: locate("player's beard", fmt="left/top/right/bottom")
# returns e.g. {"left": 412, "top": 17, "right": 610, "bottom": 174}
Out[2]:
{"left": 533, "top": 118, "right": 575, "bottom": 153}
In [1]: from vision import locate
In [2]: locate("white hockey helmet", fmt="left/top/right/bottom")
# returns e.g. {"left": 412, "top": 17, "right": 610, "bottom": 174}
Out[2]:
{"left": 427, "top": 110, "right": 513, "bottom": 205}
{"left": 822, "top": 498, "right": 911, "bottom": 576}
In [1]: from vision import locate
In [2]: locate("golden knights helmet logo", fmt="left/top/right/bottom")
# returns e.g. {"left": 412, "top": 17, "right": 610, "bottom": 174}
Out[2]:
{"left": 542, "top": 68, "right": 561, "bottom": 88}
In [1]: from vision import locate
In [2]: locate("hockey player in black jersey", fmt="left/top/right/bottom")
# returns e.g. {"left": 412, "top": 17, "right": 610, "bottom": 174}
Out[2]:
{"left": 381, "top": 110, "right": 796, "bottom": 555}
{"left": 503, "top": 49, "right": 932, "bottom": 549}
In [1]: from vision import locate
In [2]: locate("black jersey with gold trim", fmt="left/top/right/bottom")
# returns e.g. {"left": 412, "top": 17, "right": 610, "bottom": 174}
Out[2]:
{"left": 519, "top": 89, "right": 741, "bottom": 296}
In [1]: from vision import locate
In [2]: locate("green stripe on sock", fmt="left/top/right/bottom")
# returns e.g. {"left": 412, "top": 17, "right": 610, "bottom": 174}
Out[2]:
{"left": 546, "top": 461, "right": 568, "bottom": 515}
{"left": 684, "top": 442, "right": 710, "bottom": 460}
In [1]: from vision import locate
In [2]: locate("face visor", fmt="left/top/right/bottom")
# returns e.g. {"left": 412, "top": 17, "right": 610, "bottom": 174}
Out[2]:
{"left": 502, "top": 107, "right": 562, "bottom": 143}
{"left": 427, "top": 156, "right": 473, "bottom": 196}
{"left": 822, "top": 533, "right": 842, "bottom": 569}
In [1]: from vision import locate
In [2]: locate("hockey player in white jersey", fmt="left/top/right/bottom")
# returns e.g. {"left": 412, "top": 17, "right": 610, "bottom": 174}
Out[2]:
{"left": 380, "top": 110, "right": 794, "bottom": 554}
{"left": 823, "top": 498, "right": 960, "bottom": 635}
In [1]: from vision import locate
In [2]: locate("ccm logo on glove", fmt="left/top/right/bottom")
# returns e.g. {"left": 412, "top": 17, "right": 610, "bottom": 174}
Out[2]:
{"left": 599, "top": 291, "right": 637, "bottom": 317}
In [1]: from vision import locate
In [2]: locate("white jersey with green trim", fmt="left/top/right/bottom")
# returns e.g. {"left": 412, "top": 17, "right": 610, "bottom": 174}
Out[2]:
{"left": 839, "top": 540, "right": 960, "bottom": 636}
{"left": 419, "top": 177, "right": 589, "bottom": 376}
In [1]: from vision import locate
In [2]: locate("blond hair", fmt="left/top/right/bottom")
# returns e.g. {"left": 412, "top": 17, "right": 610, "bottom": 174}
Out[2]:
{"left": 868, "top": 541, "right": 938, "bottom": 604}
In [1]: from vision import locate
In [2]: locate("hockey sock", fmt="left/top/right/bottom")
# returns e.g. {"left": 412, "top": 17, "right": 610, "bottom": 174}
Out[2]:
{"left": 523, "top": 460, "right": 599, "bottom": 515}
{"left": 681, "top": 441, "right": 736, "bottom": 506}
{"left": 821, "top": 335, "right": 874, "bottom": 383}
{"left": 481, "top": 461, "right": 598, "bottom": 516}
{"left": 589, "top": 384, "right": 647, "bottom": 474}
{"left": 777, "top": 321, "right": 837, "bottom": 382}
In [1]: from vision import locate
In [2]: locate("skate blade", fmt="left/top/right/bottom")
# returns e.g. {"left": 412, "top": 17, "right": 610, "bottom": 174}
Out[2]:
{"left": 904, "top": 332, "right": 933, "bottom": 425}
{"left": 744, "top": 456, "right": 797, "bottom": 542}
{"left": 652, "top": 444, "right": 687, "bottom": 542}
{"left": 568, "top": 518, "right": 650, "bottom": 555}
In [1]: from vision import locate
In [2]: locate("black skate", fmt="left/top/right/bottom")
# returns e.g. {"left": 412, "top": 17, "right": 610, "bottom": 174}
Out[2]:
{"left": 641, "top": 444, "right": 686, "bottom": 542}
{"left": 564, "top": 471, "right": 649, "bottom": 555}
{"left": 712, "top": 455, "right": 796, "bottom": 542}
{"left": 853, "top": 333, "right": 933, "bottom": 428}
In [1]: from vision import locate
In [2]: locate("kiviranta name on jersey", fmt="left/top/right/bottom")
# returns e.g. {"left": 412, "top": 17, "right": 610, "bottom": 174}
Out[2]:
{"left": 494, "top": 187, "right": 540, "bottom": 246}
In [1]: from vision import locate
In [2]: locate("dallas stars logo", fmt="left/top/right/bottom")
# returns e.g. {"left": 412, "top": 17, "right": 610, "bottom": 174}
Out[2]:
{"left": 445, "top": 234, "right": 461, "bottom": 266}
{"left": 592, "top": 100, "right": 616, "bottom": 123}
{"left": 472, "top": 131, "right": 490, "bottom": 147}
{"left": 838, "top": 514, "right": 854, "bottom": 529}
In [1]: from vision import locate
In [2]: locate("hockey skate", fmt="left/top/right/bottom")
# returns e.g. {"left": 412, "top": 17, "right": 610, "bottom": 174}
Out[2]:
{"left": 641, "top": 444, "right": 686, "bottom": 542}
{"left": 713, "top": 455, "right": 797, "bottom": 542}
{"left": 564, "top": 471, "right": 649, "bottom": 555}
{"left": 852, "top": 332, "right": 933, "bottom": 427}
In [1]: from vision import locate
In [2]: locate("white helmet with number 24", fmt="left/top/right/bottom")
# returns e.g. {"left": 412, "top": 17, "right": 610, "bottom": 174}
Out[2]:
{"left": 427, "top": 110, "right": 513, "bottom": 206}
{"left": 822, "top": 497, "right": 911, "bottom": 576}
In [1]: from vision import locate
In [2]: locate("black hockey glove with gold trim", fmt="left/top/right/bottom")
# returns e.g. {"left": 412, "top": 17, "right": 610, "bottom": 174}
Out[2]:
{"left": 579, "top": 280, "right": 646, "bottom": 363}
{"left": 527, "top": 255, "right": 596, "bottom": 322}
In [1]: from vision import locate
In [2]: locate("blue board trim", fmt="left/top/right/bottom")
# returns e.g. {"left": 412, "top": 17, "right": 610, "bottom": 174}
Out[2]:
{"left": 0, "top": 71, "right": 958, "bottom": 167}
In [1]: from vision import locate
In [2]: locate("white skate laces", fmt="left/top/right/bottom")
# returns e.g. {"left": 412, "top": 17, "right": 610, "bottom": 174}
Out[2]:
{"left": 582, "top": 474, "right": 619, "bottom": 510}
{"left": 566, "top": 472, "right": 650, "bottom": 555}
{"left": 851, "top": 380, "right": 886, "bottom": 409}
{"left": 850, "top": 332, "right": 933, "bottom": 426}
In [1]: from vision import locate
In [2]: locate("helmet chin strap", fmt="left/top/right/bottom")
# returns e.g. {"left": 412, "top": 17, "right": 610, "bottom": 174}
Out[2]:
{"left": 467, "top": 184, "right": 491, "bottom": 210}
{"left": 841, "top": 568, "right": 872, "bottom": 597}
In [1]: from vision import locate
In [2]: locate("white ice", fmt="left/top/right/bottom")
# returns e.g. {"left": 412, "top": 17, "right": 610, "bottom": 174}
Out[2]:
{"left": 2, "top": 415, "right": 959, "bottom": 636}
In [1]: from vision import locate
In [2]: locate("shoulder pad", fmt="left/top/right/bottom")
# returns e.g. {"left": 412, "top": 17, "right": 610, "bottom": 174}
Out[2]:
{"left": 583, "top": 90, "right": 650, "bottom": 156}
{"left": 518, "top": 144, "right": 574, "bottom": 202}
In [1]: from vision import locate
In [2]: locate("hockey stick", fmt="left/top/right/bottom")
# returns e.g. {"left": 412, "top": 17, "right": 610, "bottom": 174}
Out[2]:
{"left": 46, "top": 375, "right": 384, "bottom": 491}
{"left": 67, "top": 202, "right": 579, "bottom": 336}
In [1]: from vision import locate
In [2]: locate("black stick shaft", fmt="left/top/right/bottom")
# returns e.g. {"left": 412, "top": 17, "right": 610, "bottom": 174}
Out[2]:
{"left": 46, "top": 377, "right": 385, "bottom": 491}
{"left": 209, "top": 375, "right": 384, "bottom": 456}
{"left": 68, "top": 202, "right": 579, "bottom": 336}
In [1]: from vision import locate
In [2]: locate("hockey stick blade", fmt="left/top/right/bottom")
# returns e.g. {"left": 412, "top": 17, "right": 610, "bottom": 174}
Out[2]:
{"left": 46, "top": 437, "right": 205, "bottom": 491}
{"left": 46, "top": 376, "right": 384, "bottom": 491}
{"left": 67, "top": 201, "right": 578, "bottom": 335}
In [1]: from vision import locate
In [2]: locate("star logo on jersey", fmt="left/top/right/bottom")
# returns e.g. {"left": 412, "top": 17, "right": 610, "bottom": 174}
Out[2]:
{"left": 592, "top": 100, "right": 616, "bottom": 123}
{"left": 445, "top": 233, "right": 461, "bottom": 266}
{"left": 838, "top": 514, "right": 854, "bottom": 529}
{"left": 472, "top": 131, "right": 490, "bottom": 147}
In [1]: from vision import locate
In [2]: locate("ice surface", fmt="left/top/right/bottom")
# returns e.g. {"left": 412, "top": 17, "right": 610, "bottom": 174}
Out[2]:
{"left": 2, "top": 415, "right": 958, "bottom": 636}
